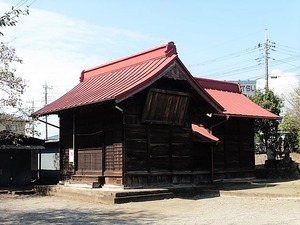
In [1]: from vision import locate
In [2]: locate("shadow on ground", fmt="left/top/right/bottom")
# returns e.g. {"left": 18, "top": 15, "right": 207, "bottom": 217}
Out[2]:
{"left": 0, "top": 196, "right": 157, "bottom": 224}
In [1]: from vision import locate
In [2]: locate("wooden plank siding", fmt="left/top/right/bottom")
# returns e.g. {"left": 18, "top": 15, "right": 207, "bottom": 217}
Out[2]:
{"left": 59, "top": 104, "right": 124, "bottom": 184}
{"left": 77, "top": 148, "right": 103, "bottom": 174}
{"left": 142, "top": 89, "right": 190, "bottom": 126}
{"left": 124, "top": 124, "right": 192, "bottom": 186}
{"left": 58, "top": 85, "right": 256, "bottom": 187}
{"left": 123, "top": 87, "right": 195, "bottom": 186}
{"left": 212, "top": 117, "right": 255, "bottom": 179}
{"left": 192, "top": 142, "right": 211, "bottom": 172}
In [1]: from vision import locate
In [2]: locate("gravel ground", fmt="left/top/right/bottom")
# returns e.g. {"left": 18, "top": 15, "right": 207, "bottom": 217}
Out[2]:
{"left": 1, "top": 191, "right": 300, "bottom": 225}
{"left": 0, "top": 154, "right": 299, "bottom": 225}
{"left": 255, "top": 153, "right": 300, "bottom": 165}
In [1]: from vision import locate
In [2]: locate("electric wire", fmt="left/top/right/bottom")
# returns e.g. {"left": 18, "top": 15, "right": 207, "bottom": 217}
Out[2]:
{"left": 191, "top": 41, "right": 300, "bottom": 80}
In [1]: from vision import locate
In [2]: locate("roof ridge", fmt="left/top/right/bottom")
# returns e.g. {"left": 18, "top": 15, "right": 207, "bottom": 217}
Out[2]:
{"left": 80, "top": 42, "right": 177, "bottom": 82}
{"left": 194, "top": 77, "right": 242, "bottom": 93}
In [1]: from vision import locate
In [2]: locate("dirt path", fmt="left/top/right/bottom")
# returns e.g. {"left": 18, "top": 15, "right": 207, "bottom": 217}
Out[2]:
{"left": 1, "top": 154, "right": 299, "bottom": 224}
{"left": 1, "top": 184, "right": 300, "bottom": 225}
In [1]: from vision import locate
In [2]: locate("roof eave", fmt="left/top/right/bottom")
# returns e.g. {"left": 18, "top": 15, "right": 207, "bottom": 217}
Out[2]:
{"left": 214, "top": 113, "right": 281, "bottom": 120}
{"left": 33, "top": 98, "right": 116, "bottom": 117}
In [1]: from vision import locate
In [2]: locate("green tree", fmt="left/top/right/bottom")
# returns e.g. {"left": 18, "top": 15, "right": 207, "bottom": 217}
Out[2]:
{"left": 0, "top": 4, "right": 33, "bottom": 137}
{"left": 0, "top": 43, "right": 26, "bottom": 112}
{"left": 1, "top": 5, "right": 29, "bottom": 109}
{"left": 279, "top": 86, "right": 300, "bottom": 152}
{"left": 250, "top": 89, "right": 283, "bottom": 152}
{"left": 0, "top": 5, "right": 29, "bottom": 35}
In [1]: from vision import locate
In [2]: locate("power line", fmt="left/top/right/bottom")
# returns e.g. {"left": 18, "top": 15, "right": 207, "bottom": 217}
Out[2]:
{"left": 188, "top": 46, "right": 258, "bottom": 68}
{"left": 194, "top": 29, "right": 263, "bottom": 56}
{"left": 189, "top": 31, "right": 300, "bottom": 82}
{"left": 276, "top": 43, "right": 300, "bottom": 53}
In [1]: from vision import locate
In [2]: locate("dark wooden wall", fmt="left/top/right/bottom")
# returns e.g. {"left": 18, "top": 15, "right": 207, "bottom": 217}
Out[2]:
{"left": 192, "top": 142, "right": 211, "bottom": 171}
{"left": 59, "top": 103, "right": 123, "bottom": 184}
{"left": 124, "top": 124, "right": 191, "bottom": 186}
{"left": 117, "top": 78, "right": 197, "bottom": 186}
{"left": 212, "top": 117, "right": 255, "bottom": 179}
{"left": 58, "top": 75, "right": 256, "bottom": 187}
{"left": 0, "top": 149, "right": 32, "bottom": 186}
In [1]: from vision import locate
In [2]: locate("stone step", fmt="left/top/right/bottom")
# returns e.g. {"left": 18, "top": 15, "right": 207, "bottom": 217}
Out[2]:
{"left": 35, "top": 185, "right": 175, "bottom": 204}
{"left": 11, "top": 189, "right": 36, "bottom": 195}
{"left": 34, "top": 184, "right": 221, "bottom": 204}
{"left": 114, "top": 191, "right": 173, "bottom": 204}
{"left": 70, "top": 175, "right": 104, "bottom": 188}
{"left": 0, "top": 190, "right": 9, "bottom": 194}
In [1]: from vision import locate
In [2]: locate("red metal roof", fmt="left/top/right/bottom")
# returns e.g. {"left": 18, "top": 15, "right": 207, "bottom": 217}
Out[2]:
{"left": 196, "top": 77, "right": 242, "bottom": 93}
{"left": 33, "top": 42, "right": 177, "bottom": 115}
{"left": 192, "top": 124, "right": 219, "bottom": 142}
{"left": 33, "top": 42, "right": 223, "bottom": 116}
{"left": 33, "top": 42, "right": 279, "bottom": 120}
{"left": 195, "top": 77, "right": 280, "bottom": 119}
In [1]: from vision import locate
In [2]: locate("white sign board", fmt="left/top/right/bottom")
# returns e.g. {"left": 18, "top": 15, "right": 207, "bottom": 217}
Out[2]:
{"left": 69, "top": 148, "right": 74, "bottom": 163}
{"left": 236, "top": 80, "right": 256, "bottom": 97}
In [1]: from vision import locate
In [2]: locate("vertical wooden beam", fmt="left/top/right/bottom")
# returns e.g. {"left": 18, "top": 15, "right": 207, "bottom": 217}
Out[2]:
{"left": 251, "top": 119, "right": 255, "bottom": 169}
{"left": 59, "top": 115, "right": 63, "bottom": 182}
{"left": 146, "top": 124, "right": 150, "bottom": 173}
{"left": 115, "top": 104, "right": 125, "bottom": 186}
{"left": 210, "top": 144, "right": 214, "bottom": 183}
{"left": 169, "top": 126, "right": 173, "bottom": 173}
{"left": 238, "top": 119, "right": 241, "bottom": 168}
{"left": 72, "top": 113, "right": 77, "bottom": 172}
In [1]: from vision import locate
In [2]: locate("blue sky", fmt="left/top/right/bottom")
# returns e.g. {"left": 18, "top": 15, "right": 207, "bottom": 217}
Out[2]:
{"left": 1, "top": 0, "right": 299, "bottom": 138}
{"left": 30, "top": 0, "right": 299, "bottom": 73}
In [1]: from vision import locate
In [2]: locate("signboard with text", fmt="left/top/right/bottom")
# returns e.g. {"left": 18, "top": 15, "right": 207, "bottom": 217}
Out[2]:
{"left": 235, "top": 80, "right": 256, "bottom": 97}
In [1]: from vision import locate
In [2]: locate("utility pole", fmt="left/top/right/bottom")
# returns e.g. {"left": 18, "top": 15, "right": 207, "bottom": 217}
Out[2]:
{"left": 43, "top": 81, "right": 52, "bottom": 140}
{"left": 30, "top": 100, "right": 35, "bottom": 137}
{"left": 257, "top": 29, "right": 276, "bottom": 90}
{"left": 26, "top": 100, "right": 35, "bottom": 137}
{"left": 264, "top": 29, "right": 269, "bottom": 90}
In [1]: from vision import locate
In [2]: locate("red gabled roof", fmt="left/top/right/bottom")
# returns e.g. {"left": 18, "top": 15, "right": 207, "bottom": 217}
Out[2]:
{"left": 80, "top": 42, "right": 177, "bottom": 82}
{"left": 195, "top": 77, "right": 280, "bottom": 119}
{"left": 33, "top": 42, "right": 223, "bottom": 116}
{"left": 33, "top": 42, "right": 279, "bottom": 120}
{"left": 33, "top": 42, "right": 177, "bottom": 116}
{"left": 196, "top": 77, "right": 242, "bottom": 93}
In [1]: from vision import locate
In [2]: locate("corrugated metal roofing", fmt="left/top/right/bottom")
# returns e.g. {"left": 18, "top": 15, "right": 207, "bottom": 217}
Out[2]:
{"left": 192, "top": 124, "right": 219, "bottom": 142}
{"left": 33, "top": 42, "right": 223, "bottom": 116}
{"left": 195, "top": 77, "right": 280, "bottom": 119}
{"left": 33, "top": 41, "right": 279, "bottom": 120}
{"left": 33, "top": 42, "right": 177, "bottom": 116}
{"left": 195, "top": 77, "right": 242, "bottom": 93}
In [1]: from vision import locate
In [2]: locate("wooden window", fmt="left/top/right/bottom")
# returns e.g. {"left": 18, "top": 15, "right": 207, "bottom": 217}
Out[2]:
{"left": 142, "top": 89, "right": 189, "bottom": 126}
{"left": 78, "top": 148, "right": 103, "bottom": 172}
{"left": 105, "top": 143, "right": 123, "bottom": 171}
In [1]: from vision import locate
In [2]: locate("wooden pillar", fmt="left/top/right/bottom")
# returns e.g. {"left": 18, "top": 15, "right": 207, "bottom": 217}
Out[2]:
{"left": 72, "top": 113, "right": 77, "bottom": 172}
{"left": 210, "top": 144, "right": 214, "bottom": 183}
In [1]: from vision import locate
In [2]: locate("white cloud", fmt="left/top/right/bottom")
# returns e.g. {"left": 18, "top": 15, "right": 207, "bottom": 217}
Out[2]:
{"left": 1, "top": 2, "right": 157, "bottom": 138}
{"left": 256, "top": 69, "right": 299, "bottom": 112}
{"left": 1, "top": 3, "right": 157, "bottom": 102}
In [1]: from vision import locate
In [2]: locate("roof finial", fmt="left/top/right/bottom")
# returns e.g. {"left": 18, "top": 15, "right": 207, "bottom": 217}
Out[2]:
{"left": 165, "top": 41, "right": 177, "bottom": 57}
